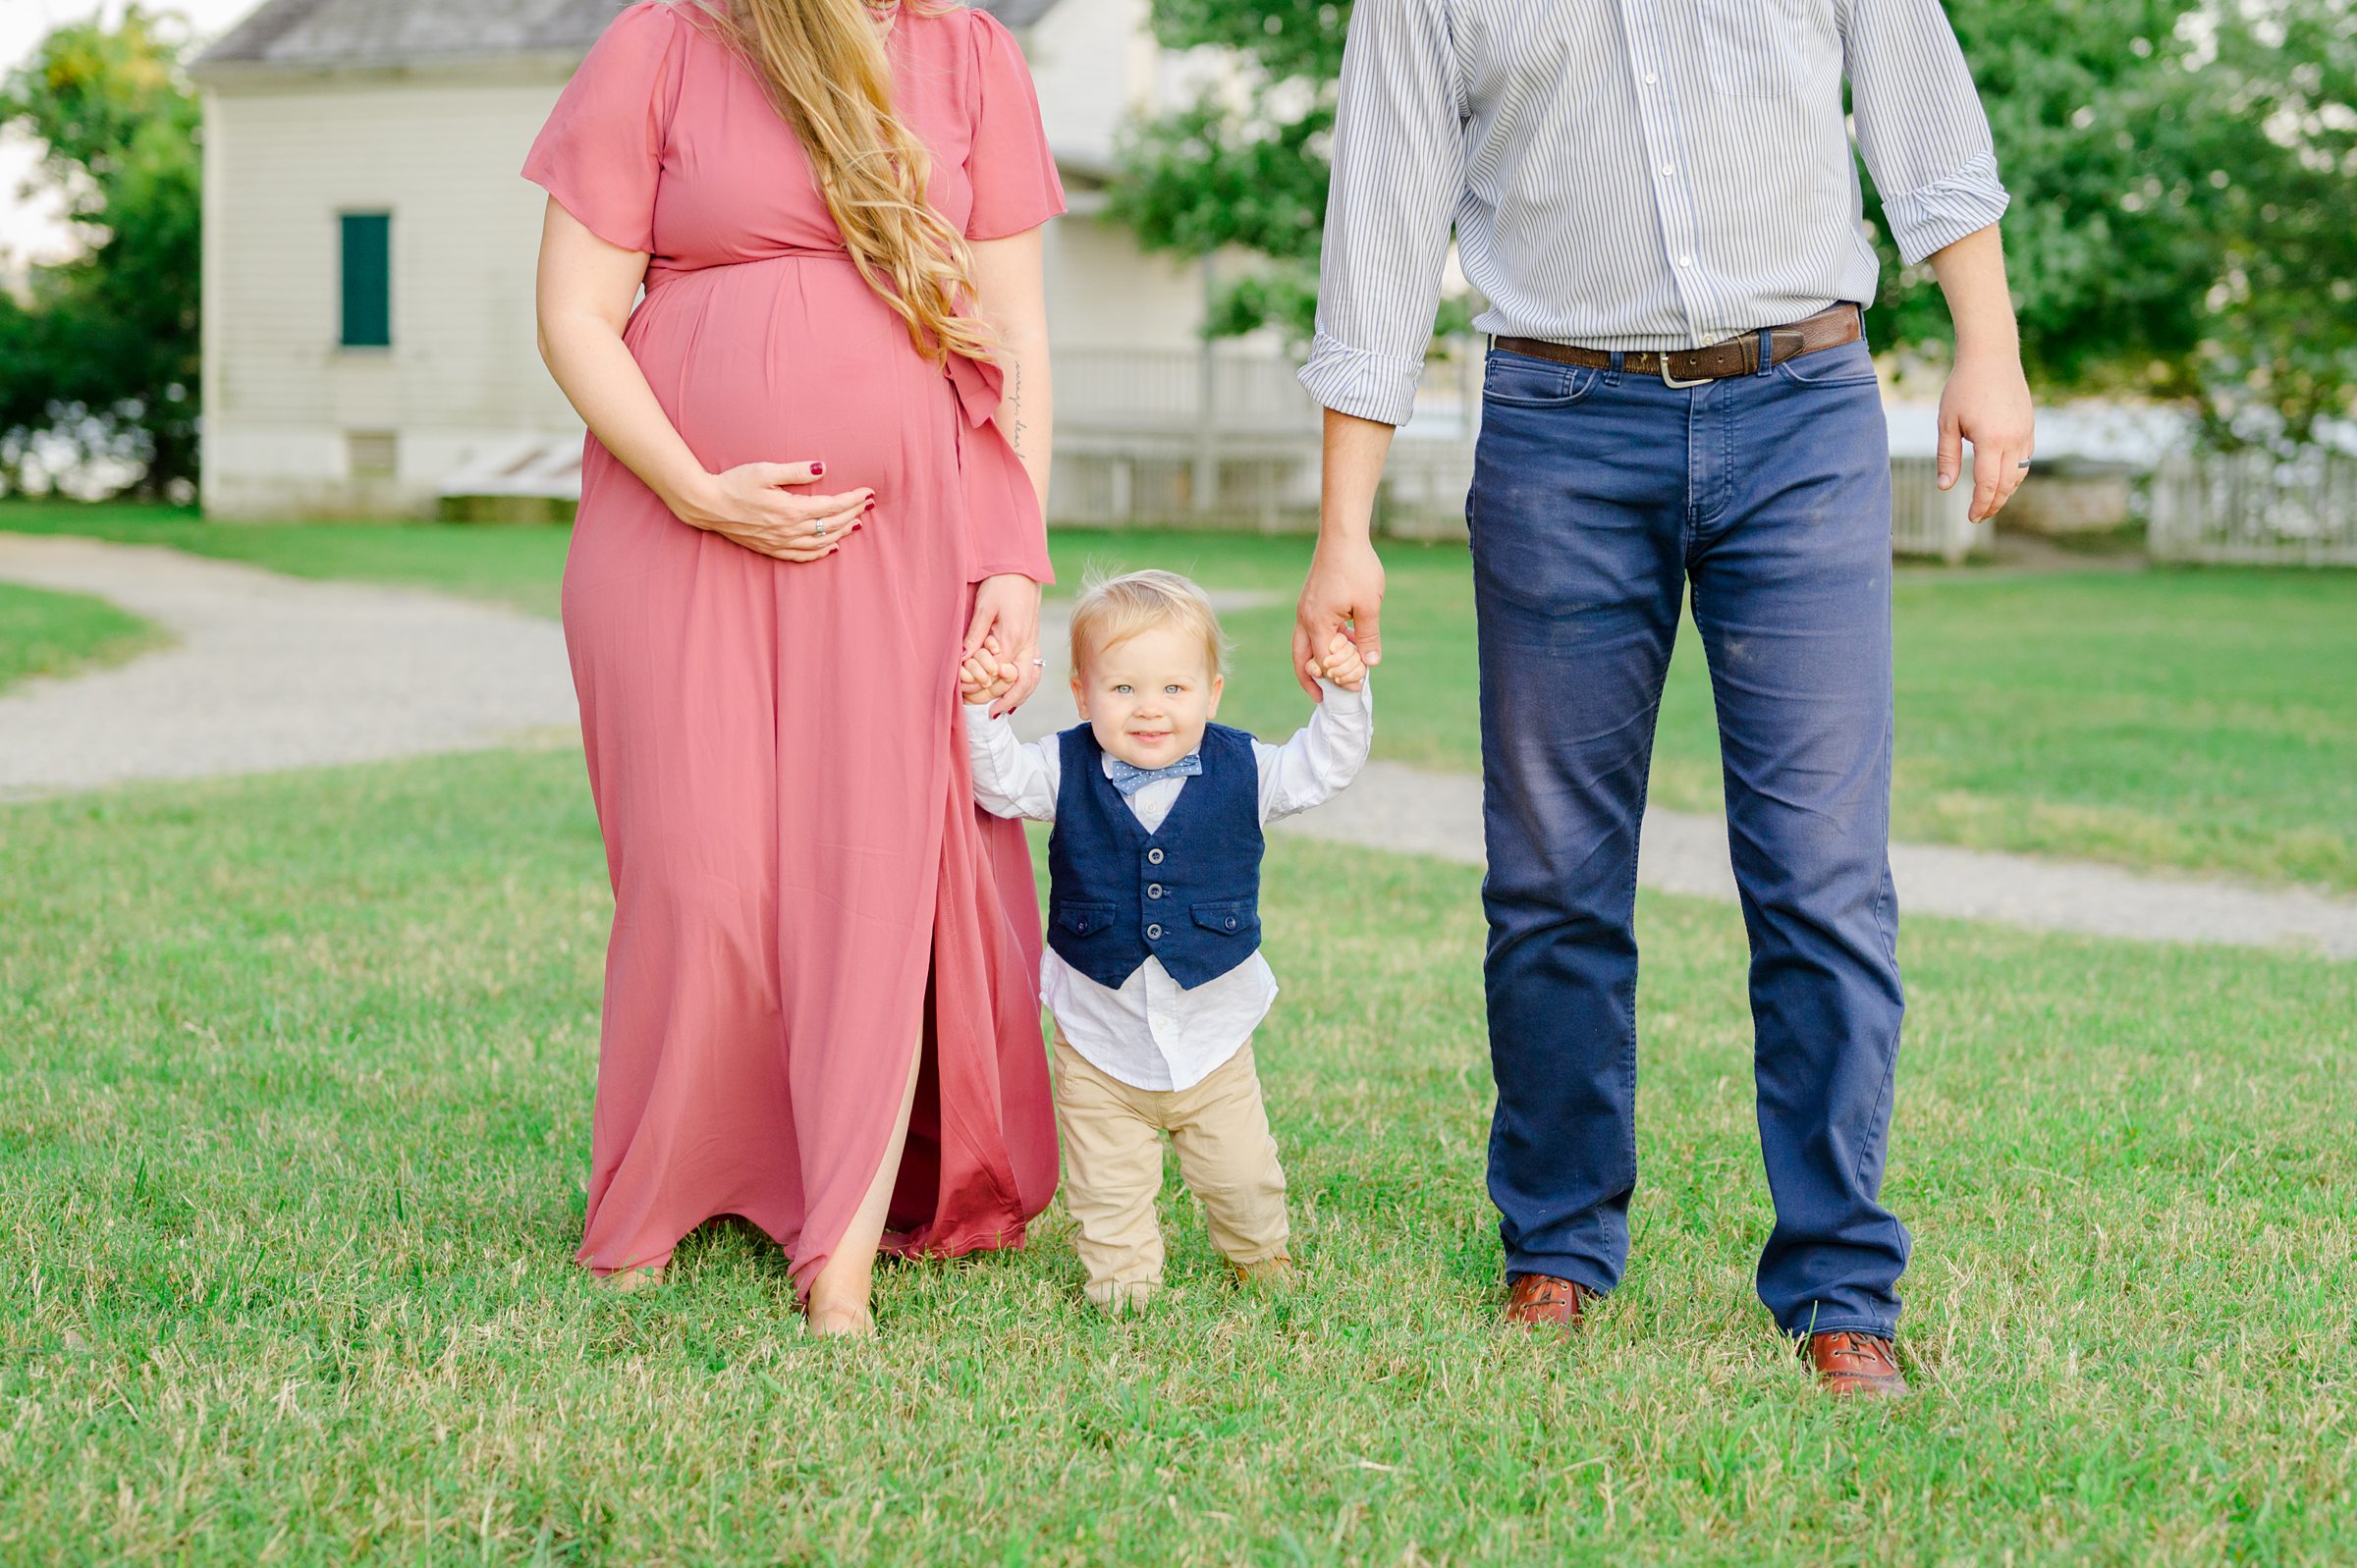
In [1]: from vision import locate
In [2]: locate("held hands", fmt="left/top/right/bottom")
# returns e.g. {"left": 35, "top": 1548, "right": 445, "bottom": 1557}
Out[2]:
{"left": 962, "top": 573, "right": 1044, "bottom": 718}
{"left": 959, "top": 634, "right": 1021, "bottom": 706}
{"left": 674, "top": 460, "right": 874, "bottom": 562}
{"left": 1292, "top": 536, "right": 1386, "bottom": 701}
{"left": 1304, "top": 630, "right": 1369, "bottom": 691}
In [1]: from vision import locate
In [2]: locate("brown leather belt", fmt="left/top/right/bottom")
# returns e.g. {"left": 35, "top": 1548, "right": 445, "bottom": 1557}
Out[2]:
{"left": 1494, "top": 302, "right": 1862, "bottom": 387}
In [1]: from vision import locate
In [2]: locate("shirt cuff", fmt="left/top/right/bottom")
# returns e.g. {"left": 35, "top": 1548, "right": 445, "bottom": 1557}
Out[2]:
{"left": 1883, "top": 151, "right": 2011, "bottom": 267}
{"left": 1298, "top": 334, "right": 1425, "bottom": 427}
{"left": 1315, "top": 675, "right": 1372, "bottom": 713}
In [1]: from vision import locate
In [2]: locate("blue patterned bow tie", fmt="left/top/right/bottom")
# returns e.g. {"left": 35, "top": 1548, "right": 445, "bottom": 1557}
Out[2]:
{"left": 1106, "top": 751, "right": 1202, "bottom": 796}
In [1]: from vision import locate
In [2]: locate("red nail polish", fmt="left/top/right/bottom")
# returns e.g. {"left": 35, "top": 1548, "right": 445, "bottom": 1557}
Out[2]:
{"left": 810, "top": 461, "right": 825, "bottom": 476}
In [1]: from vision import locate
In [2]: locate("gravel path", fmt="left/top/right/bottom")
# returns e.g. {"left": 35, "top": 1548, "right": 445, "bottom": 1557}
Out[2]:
{"left": 4, "top": 536, "right": 2349, "bottom": 960}
{"left": 0, "top": 533, "right": 575, "bottom": 800}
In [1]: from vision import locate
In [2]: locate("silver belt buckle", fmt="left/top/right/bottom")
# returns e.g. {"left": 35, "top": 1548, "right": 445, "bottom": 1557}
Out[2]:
{"left": 1660, "top": 354, "right": 1712, "bottom": 390}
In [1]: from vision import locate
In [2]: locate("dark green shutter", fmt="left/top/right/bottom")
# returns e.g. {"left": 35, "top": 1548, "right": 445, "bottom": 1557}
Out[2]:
{"left": 340, "top": 212, "right": 392, "bottom": 348}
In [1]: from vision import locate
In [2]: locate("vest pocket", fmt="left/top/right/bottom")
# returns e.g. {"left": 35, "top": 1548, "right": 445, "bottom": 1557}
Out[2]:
{"left": 1192, "top": 898, "right": 1259, "bottom": 940}
{"left": 1054, "top": 900, "right": 1118, "bottom": 937}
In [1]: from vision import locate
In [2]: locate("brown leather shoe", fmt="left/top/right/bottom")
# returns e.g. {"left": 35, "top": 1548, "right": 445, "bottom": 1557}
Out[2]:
{"left": 1801, "top": 1331, "right": 1910, "bottom": 1397}
{"left": 1501, "top": 1272, "right": 1597, "bottom": 1333}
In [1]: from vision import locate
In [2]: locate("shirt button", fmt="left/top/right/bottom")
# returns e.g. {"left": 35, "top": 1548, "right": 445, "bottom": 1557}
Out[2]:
{"left": 1660, "top": 164, "right": 1674, "bottom": 178}
{"left": 1644, "top": 72, "right": 1659, "bottom": 84}
{"left": 1147, "top": 847, "right": 1164, "bottom": 864}
{"left": 1677, "top": 255, "right": 1694, "bottom": 267}
{"left": 1146, "top": 923, "right": 1163, "bottom": 940}
{"left": 1148, "top": 884, "right": 1163, "bottom": 898}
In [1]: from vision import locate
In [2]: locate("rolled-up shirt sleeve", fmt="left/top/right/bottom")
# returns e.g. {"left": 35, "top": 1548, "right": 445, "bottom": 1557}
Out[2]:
{"left": 1842, "top": 0, "right": 2010, "bottom": 264}
{"left": 1297, "top": 0, "right": 1464, "bottom": 427}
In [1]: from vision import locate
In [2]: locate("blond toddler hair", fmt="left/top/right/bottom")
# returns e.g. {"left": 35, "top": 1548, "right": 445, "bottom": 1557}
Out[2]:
{"left": 1067, "top": 569, "right": 1232, "bottom": 680}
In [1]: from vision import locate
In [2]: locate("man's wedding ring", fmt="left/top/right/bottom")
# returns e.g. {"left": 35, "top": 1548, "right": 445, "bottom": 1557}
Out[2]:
{"left": 2016, "top": 460, "right": 2033, "bottom": 469}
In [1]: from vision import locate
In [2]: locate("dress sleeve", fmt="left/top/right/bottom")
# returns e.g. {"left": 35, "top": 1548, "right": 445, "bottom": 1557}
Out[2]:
{"left": 962, "top": 12, "right": 1067, "bottom": 241}
{"left": 520, "top": 2, "right": 684, "bottom": 254}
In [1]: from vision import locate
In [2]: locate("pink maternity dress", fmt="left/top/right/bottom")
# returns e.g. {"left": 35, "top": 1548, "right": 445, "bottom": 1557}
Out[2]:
{"left": 522, "top": 0, "right": 1065, "bottom": 1293}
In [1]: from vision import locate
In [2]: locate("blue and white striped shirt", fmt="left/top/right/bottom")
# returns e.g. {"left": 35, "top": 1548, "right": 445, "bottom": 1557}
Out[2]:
{"left": 1299, "top": 0, "right": 2010, "bottom": 425}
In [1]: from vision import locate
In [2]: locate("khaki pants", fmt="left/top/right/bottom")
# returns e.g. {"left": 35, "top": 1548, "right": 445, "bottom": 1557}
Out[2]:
{"left": 1052, "top": 1033, "right": 1290, "bottom": 1311}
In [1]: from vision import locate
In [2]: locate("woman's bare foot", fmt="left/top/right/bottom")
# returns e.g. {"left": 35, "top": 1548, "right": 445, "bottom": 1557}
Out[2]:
{"left": 805, "top": 1257, "right": 878, "bottom": 1337}
{"left": 597, "top": 1263, "right": 666, "bottom": 1292}
{"left": 806, "top": 1303, "right": 876, "bottom": 1338}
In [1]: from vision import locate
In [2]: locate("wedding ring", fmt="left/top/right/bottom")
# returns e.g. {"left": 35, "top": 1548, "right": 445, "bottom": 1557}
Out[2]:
{"left": 815, "top": 521, "right": 829, "bottom": 538}
{"left": 1031, "top": 657, "right": 1047, "bottom": 668}
{"left": 2016, "top": 460, "right": 2033, "bottom": 469}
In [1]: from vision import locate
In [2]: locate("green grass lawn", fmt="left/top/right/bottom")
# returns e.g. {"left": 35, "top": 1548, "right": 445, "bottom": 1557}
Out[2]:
{"left": 0, "top": 579, "right": 166, "bottom": 693}
{"left": 7, "top": 502, "right": 2354, "bottom": 891}
{"left": 3, "top": 746, "right": 2351, "bottom": 1560}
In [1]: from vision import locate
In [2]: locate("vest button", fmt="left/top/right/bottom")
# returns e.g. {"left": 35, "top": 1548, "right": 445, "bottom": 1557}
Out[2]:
{"left": 1147, "top": 847, "right": 1164, "bottom": 864}
{"left": 1147, "top": 884, "right": 1163, "bottom": 898}
{"left": 1226, "top": 917, "right": 1236, "bottom": 929}
{"left": 1146, "top": 923, "right": 1163, "bottom": 940}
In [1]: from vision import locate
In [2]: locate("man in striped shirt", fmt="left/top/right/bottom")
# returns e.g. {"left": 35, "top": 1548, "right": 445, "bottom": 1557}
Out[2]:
{"left": 1292, "top": 0, "right": 2035, "bottom": 1396}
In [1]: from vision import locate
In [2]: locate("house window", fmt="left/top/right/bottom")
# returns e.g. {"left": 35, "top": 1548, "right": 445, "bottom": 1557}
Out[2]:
{"left": 340, "top": 212, "right": 392, "bottom": 349}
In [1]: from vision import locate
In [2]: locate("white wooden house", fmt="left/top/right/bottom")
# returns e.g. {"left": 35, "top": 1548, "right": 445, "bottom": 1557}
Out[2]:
{"left": 189, "top": 0, "right": 1218, "bottom": 520}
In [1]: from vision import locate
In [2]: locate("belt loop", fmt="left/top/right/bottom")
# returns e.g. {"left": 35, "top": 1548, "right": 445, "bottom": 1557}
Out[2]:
{"left": 1607, "top": 349, "right": 1624, "bottom": 387}
{"left": 1755, "top": 326, "right": 1775, "bottom": 376}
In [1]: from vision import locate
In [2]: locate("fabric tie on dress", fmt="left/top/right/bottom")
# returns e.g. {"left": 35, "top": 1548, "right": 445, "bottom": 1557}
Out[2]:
{"left": 944, "top": 347, "right": 1005, "bottom": 429}
{"left": 1106, "top": 752, "right": 1202, "bottom": 796}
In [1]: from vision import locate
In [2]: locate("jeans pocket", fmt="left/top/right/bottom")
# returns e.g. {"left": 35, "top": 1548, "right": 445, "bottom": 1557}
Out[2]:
{"left": 1774, "top": 338, "right": 1880, "bottom": 388}
{"left": 1483, "top": 352, "right": 1601, "bottom": 409}
{"left": 1699, "top": 0, "right": 1814, "bottom": 98}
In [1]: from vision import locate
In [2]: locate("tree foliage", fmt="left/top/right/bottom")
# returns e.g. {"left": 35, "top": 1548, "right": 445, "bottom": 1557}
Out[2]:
{"left": 1113, "top": 0, "right": 2357, "bottom": 441}
{"left": 0, "top": 8, "right": 201, "bottom": 497}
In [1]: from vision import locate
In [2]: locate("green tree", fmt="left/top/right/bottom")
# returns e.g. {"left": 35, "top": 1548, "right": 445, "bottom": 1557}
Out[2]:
{"left": 1, "top": 7, "right": 201, "bottom": 498}
{"left": 1113, "top": 0, "right": 2357, "bottom": 442}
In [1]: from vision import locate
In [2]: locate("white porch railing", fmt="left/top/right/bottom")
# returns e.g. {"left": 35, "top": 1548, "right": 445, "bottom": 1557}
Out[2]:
{"left": 1051, "top": 347, "right": 1997, "bottom": 560}
{"left": 2150, "top": 450, "right": 2357, "bottom": 566}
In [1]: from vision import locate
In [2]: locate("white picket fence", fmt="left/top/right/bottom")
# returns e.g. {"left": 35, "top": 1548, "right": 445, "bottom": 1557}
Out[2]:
{"left": 2150, "top": 449, "right": 2357, "bottom": 566}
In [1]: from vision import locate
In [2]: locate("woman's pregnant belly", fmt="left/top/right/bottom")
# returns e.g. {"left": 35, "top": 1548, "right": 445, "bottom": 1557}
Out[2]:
{"left": 623, "top": 255, "right": 957, "bottom": 512}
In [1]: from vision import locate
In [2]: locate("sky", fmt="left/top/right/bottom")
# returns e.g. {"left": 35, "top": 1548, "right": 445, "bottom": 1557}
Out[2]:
{"left": 1, "top": 0, "right": 257, "bottom": 272}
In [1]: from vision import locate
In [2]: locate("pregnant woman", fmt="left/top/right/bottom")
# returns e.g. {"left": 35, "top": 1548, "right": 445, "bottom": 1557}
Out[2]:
{"left": 525, "top": 0, "right": 1064, "bottom": 1334}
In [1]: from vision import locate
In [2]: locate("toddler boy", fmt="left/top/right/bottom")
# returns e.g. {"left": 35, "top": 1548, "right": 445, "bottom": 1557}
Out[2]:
{"left": 960, "top": 569, "right": 1371, "bottom": 1310}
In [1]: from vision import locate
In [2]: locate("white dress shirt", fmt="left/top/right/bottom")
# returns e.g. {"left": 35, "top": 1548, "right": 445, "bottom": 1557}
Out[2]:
{"left": 1299, "top": 0, "right": 2011, "bottom": 425}
{"left": 965, "top": 680, "right": 1374, "bottom": 1093}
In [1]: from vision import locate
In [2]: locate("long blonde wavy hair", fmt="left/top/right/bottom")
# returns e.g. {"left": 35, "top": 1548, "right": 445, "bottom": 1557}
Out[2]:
{"left": 699, "top": 0, "right": 993, "bottom": 363}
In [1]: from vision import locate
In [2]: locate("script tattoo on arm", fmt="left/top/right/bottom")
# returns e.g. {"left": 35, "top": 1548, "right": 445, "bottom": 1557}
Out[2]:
{"left": 1003, "top": 359, "right": 1030, "bottom": 460}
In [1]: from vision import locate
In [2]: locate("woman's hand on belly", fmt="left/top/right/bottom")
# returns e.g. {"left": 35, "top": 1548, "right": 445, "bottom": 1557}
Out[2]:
{"left": 675, "top": 461, "right": 876, "bottom": 563}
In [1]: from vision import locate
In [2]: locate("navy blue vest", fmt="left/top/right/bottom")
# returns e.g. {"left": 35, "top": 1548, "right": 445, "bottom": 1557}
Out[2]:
{"left": 1046, "top": 723, "right": 1264, "bottom": 991}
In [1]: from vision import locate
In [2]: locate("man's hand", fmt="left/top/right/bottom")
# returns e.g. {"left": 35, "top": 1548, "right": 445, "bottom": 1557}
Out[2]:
{"left": 1938, "top": 351, "right": 2035, "bottom": 523}
{"left": 1926, "top": 223, "right": 2036, "bottom": 524}
{"left": 1292, "top": 536, "right": 1386, "bottom": 700}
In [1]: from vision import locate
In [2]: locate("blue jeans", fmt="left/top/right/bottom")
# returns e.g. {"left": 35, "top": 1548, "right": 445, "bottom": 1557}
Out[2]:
{"left": 1469, "top": 331, "right": 1908, "bottom": 1338}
